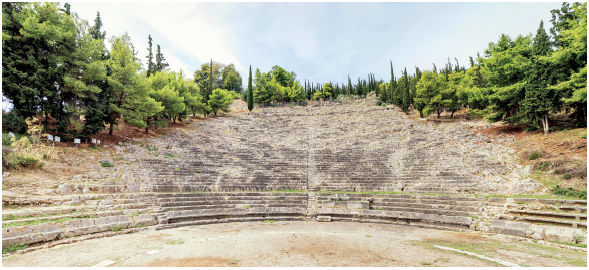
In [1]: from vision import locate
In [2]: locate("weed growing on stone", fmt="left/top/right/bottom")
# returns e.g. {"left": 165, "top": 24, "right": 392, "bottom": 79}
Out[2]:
{"left": 2, "top": 216, "right": 96, "bottom": 228}
{"left": 420, "top": 261, "right": 431, "bottom": 265}
{"left": 101, "top": 161, "right": 113, "bottom": 167}
{"left": 2, "top": 244, "right": 28, "bottom": 254}
{"left": 529, "top": 152, "right": 542, "bottom": 160}
{"left": 229, "top": 259, "right": 240, "bottom": 264}
{"left": 262, "top": 220, "right": 277, "bottom": 224}
{"left": 111, "top": 226, "right": 122, "bottom": 232}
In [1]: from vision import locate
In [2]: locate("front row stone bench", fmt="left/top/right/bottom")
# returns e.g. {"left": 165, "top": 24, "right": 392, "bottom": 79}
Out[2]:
{"left": 316, "top": 208, "right": 473, "bottom": 231}
{"left": 490, "top": 220, "right": 586, "bottom": 244}
{"left": 159, "top": 206, "right": 307, "bottom": 226}
{"left": 2, "top": 214, "right": 156, "bottom": 247}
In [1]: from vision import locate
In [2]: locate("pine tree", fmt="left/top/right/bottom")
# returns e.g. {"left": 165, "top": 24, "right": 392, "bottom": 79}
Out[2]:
{"left": 89, "top": 12, "right": 106, "bottom": 40}
{"left": 155, "top": 44, "right": 169, "bottom": 72}
{"left": 146, "top": 35, "right": 155, "bottom": 77}
{"left": 522, "top": 20, "right": 560, "bottom": 134}
{"left": 247, "top": 65, "right": 253, "bottom": 112}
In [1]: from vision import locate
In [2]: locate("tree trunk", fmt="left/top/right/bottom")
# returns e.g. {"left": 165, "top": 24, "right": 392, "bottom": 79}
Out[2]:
{"left": 145, "top": 118, "right": 150, "bottom": 134}
{"left": 109, "top": 121, "right": 114, "bottom": 135}
{"left": 437, "top": 109, "right": 441, "bottom": 118}
{"left": 541, "top": 113, "right": 549, "bottom": 135}
{"left": 173, "top": 117, "right": 176, "bottom": 124}
{"left": 451, "top": 109, "right": 456, "bottom": 118}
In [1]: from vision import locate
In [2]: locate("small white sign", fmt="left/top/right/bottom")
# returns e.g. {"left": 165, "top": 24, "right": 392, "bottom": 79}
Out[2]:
{"left": 47, "top": 135, "right": 54, "bottom": 141}
{"left": 8, "top": 132, "right": 14, "bottom": 137}
{"left": 97, "top": 140, "right": 100, "bottom": 145}
{"left": 54, "top": 136, "right": 61, "bottom": 142}
{"left": 91, "top": 138, "right": 96, "bottom": 144}
{"left": 74, "top": 138, "right": 80, "bottom": 144}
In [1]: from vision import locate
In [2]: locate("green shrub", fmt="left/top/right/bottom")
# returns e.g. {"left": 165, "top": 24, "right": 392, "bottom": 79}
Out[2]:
{"left": 528, "top": 152, "right": 542, "bottom": 160}
{"left": 553, "top": 186, "right": 586, "bottom": 199}
{"left": 536, "top": 162, "right": 551, "bottom": 170}
{"left": 8, "top": 155, "right": 42, "bottom": 170}
{"left": 582, "top": 134, "right": 587, "bottom": 139}
{"left": 563, "top": 173, "right": 571, "bottom": 179}
{"left": 525, "top": 126, "right": 537, "bottom": 132}
{"left": 100, "top": 161, "right": 113, "bottom": 167}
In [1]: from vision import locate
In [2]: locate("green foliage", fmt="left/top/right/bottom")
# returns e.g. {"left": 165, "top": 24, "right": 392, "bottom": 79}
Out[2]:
{"left": 563, "top": 173, "right": 571, "bottom": 179}
{"left": 2, "top": 244, "right": 27, "bottom": 254}
{"left": 415, "top": 70, "right": 448, "bottom": 118}
{"left": 528, "top": 152, "right": 542, "bottom": 160}
{"left": 254, "top": 66, "right": 305, "bottom": 103}
{"left": 8, "top": 155, "right": 42, "bottom": 170}
{"left": 208, "top": 89, "right": 235, "bottom": 115}
{"left": 247, "top": 65, "right": 254, "bottom": 112}
{"left": 553, "top": 185, "right": 586, "bottom": 199}
{"left": 2, "top": 109, "right": 27, "bottom": 135}
{"left": 521, "top": 21, "right": 560, "bottom": 134}
{"left": 483, "top": 34, "right": 532, "bottom": 124}
{"left": 536, "top": 162, "right": 551, "bottom": 170}
{"left": 468, "top": 108, "right": 492, "bottom": 120}
{"left": 101, "top": 161, "right": 113, "bottom": 167}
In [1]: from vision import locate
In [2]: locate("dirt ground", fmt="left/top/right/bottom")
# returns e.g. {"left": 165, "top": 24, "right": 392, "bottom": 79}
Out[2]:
{"left": 2, "top": 221, "right": 586, "bottom": 267}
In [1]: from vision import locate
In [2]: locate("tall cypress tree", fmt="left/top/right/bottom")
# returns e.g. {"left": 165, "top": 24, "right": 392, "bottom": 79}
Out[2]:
{"left": 390, "top": 61, "right": 396, "bottom": 104}
{"left": 402, "top": 68, "right": 411, "bottom": 113}
{"left": 208, "top": 59, "right": 213, "bottom": 102}
{"left": 155, "top": 44, "right": 169, "bottom": 72}
{"left": 146, "top": 35, "right": 155, "bottom": 77}
{"left": 247, "top": 65, "right": 253, "bottom": 112}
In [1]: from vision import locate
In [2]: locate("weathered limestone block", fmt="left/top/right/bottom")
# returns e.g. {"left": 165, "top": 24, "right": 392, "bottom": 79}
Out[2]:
{"left": 267, "top": 207, "right": 305, "bottom": 214}
{"left": 317, "top": 216, "right": 331, "bottom": 222}
{"left": 322, "top": 201, "right": 369, "bottom": 209}
{"left": 490, "top": 220, "right": 529, "bottom": 237}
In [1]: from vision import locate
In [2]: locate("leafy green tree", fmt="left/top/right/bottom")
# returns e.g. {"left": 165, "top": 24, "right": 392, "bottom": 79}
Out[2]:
{"left": 522, "top": 21, "right": 560, "bottom": 134}
{"left": 546, "top": 3, "right": 587, "bottom": 125}
{"left": 105, "top": 33, "right": 146, "bottom": 135}
{"left": 443, "top": 71, "right": 464, "bottom": 118}
{"left": 415, "top": 70, "right": 448, "bottom": 118}
{"left": 247, "top": 65, "right": 253, "bottom": 111}
{"left": 2, "top": 2, "right": 77, "bottom": 132}
{"left": 208, "top": 89, "right": 235, "bottom": 115}
{"left": 312, "top": 83, "right": 332, "bottom": 100}
{"left": 482, "top": 34, "right": 532, "bottom": 124}
{"left": 126, "top": 73, "right": 163, "bottom": 133}
{"left": 221, "top": 63, "right": 243, "bottom": 93}
{"left": 62, "top": 14, "right": 109, "bottom": 139}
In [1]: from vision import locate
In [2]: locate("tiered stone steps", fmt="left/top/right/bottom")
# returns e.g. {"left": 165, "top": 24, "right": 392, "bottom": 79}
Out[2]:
{"left": 152, "top": 192, "right": 308, "bottom": 230}
{"left": 488, "top": 198, "right": 587, "bottom": 244}
{"left": 2, "top": 194, "right": 158, "bottom": 248}
{"left": 314, "top": 193, "right": 482, "bottom": 231}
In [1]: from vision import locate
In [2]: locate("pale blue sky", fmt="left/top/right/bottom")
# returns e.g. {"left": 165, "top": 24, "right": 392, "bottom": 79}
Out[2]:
{"left": 69, "top": 2, "right": 564, "bottom": 87}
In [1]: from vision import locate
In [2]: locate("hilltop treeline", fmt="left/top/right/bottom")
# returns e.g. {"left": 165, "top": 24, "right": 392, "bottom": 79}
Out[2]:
{"left": 2, "top": 2, "right": 240, "bottom": 140}
{"left": 3, "top": 2, "right": 586, "bottom": 139}
{"left": 302, "top": 3, "right": 586, "bottom": 134}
